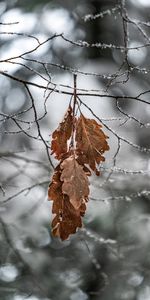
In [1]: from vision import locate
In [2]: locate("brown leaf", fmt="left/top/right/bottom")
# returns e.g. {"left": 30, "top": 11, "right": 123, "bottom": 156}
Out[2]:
{"left": 51, "top": 105, "right": 73, "bottom": 160}
{"left": 76, "top": 114, "right": 109, "bottom": 175}
{"left": 49, "top": 109, "right": 110, "bottom": 240}
{"left": 48, "top": 164, "right": 63, "bottom": 214}
{"left": 51, "top": 196, "right": 83, "bottom": 240}
{"left": 60, "top": 155, "right": 89, "bottom": 210}
{"left": 48, "top": 163, "right": 86, "bottom": 240}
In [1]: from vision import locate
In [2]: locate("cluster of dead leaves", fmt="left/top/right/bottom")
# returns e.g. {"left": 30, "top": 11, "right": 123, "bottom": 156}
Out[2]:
{"left": 48, "top": 105, "right": 109, "bottom": 240}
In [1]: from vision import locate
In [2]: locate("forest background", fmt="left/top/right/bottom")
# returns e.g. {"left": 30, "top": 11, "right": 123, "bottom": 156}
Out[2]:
{"left": 0, "top": 0, "right": 150, "bottom": 299}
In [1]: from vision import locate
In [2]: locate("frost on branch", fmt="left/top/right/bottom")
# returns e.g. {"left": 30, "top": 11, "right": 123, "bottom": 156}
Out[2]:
{"left": 48, "top": 104, "right": 110, "bottom": 240}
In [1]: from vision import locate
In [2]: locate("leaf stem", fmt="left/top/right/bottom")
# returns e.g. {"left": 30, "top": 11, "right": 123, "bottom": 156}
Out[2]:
{"left": 70, "top": 74, "right": 77, "bottom": 150}
{"left": 73, "top": 73, "right": 77, "bottom": 116}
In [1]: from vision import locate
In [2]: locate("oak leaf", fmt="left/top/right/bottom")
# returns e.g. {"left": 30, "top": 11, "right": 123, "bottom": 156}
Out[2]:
{"left": 48, "top": 163, "right": 86, "bottom": 240}
{"left": 48, "top": 107, "right": 110, "bottom": 240}
{"left": 51, "top": 197, "right": 83, "bottom": 240}
{"left": 60, "top": 155, "right": 89, "bottom": 210}
{"left": 48, "top": 164, "right": 63, "bottom": 215}
{"left": 76, "top": 114, "right": 109, "bottom": 175}
{"left": 51, "top": 105, "right": 73, "bottom": 160}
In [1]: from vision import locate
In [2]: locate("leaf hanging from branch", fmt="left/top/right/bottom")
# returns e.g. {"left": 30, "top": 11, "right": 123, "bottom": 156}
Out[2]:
{"left": 76, "top": 114, "right": 109, "bottom": 175}
{"left": 60, "top": 155, "right": 89, "bottom": 210}
{"left": 48, "top": 78, "right": 110, "bottom": 240}
{"left": 51, "top": 198, "right": 83, "bottom": 241}
{"left": 48, "top": 164, "right": 63, "bottom": 214}
{"left": 51, "top": 105, "right": 73, "bottom": 160}
{"left": 48, "top": 163, "right": 86, "bottom": 240}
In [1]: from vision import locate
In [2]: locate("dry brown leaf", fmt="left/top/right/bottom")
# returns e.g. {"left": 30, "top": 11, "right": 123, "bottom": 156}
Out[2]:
{"left": 48, "top": 163, "right": 86, "bottom": 240}
{"left": 51, "top": 105, "right": 73, "bottom": 160}
{"left": 60, "top": 155, "right": 89, "bottom": 210}
{"left": 76, "top": 114, "right": 109, "bottom": 175}
{"left": 51, "top": 196, "right": 83, "bottom": 240}
{"left": 49, "top": 107, "right": 110, "bottom": 240}
{"left": 48, "top": 164, "right": 63, "bottom": 214}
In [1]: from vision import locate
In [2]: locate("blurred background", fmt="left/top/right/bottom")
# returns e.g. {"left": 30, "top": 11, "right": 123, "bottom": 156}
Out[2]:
{"left": 0, "top": 0, "right": 150, "bottom": 299}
